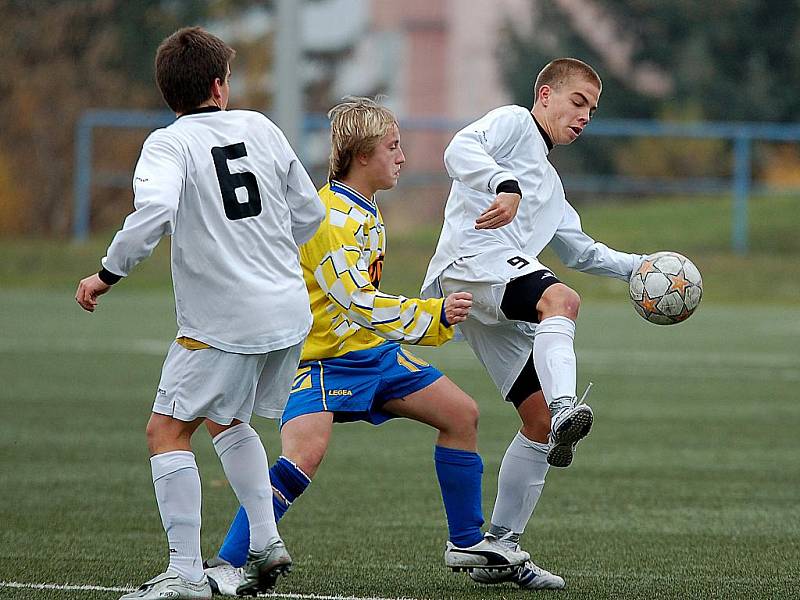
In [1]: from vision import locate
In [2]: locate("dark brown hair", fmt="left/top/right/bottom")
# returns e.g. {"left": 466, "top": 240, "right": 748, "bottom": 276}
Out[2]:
{"left": 155, "top": 27, "right": 235, "bottom": 113}
{"left": 534, "top": 58, "right": 601, "bottom": 103}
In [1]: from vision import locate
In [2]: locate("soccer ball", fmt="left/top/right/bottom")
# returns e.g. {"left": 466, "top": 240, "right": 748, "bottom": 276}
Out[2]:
{"left": 629, "top": 252, "right": 702, "bottom": 325}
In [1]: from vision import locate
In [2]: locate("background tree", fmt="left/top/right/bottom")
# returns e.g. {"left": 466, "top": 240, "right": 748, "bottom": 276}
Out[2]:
{"left": 0, "top": 0, "right": 208, "bottom": 235}
{"left": 500, "top": 0, "right": 800, "bottom": 185}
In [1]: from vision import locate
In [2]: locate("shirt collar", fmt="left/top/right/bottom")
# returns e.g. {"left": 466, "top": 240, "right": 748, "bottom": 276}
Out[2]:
{"left": 329, "top": 180, "right": 378, "bottom": 217}
{"left": 178, "top": 106, "right": 222, "bottom": 118}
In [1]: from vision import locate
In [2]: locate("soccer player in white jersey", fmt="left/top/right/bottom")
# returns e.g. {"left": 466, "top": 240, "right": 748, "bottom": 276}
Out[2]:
{"left": 200, "top": 97, "right": 532, "bottom": 595}
{"left": 75, "top": 27, "right": 324, "bottom": 600}
{"left": 422, "top": 58, "right": 647, "bottom": 590}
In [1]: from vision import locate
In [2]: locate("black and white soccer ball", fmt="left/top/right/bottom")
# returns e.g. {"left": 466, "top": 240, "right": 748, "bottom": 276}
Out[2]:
{"left": 629, "top": 251, "right": 703, "bottom": 325}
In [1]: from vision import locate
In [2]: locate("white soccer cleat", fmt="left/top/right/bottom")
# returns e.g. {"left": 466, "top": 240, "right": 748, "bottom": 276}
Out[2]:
{"left": 236, "top": 539, "right": 292, "bottom": 596}
{"left": 204, "top": 560, "right": 244, "bottom": 596}
{"left": 444, "top": 537, "right": 529, "bottom": 572}
{"left": 119, "top": 571, "right": 211, "bottom": 599}
{"left": 547, "top": 384, "right": 594, "bottom": 468}
{"left": 470, "top": 559, "right": 566, "bottom": 589}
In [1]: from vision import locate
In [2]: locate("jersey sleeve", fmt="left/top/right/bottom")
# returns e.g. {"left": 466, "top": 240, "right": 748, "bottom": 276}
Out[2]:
{"left": 549, "top": 201, "right": 645, "bottom": 281}
{"left": 277, "top": 130, "right": 325, "bottom": 245}
{"left": 303, "top": 218, "right": 454, "bottom": 347}
{"left": 443, "top": 106, "right": 524, "bottom": 195}
{"left": 101, "top": 130, "right": 184, "bottom": 278}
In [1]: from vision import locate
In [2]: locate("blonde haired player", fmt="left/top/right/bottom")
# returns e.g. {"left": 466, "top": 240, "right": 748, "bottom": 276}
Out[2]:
{"left": 75, "top": 27, "right": 324, "bottom": 599}
{"left": 422, "top": 58, "right": 647, "bottom": 589}
{"left": 203, "top": 97, "right": 532, "bottom": 595}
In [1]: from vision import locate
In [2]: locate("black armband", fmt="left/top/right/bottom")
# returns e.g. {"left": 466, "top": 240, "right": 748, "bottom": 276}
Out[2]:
{"left": 98, "top": 268, "right": 123, "bottom": 285}
{"left": 496, "top": 180, "right": 522, "bottom": 197}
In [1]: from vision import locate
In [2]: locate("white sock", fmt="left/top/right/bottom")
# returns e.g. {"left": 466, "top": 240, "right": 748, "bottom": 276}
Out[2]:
{"left": 490, "top": 431, "right": 550, "bottom": 533}
{"left": 213, "top": 423, "right": 279, "bottom": 554}
{"left": 533, "top": 316, "right": 577, "bottom": 406}
{"left": 150, "top": 450, "right": 204, "bottom": 583}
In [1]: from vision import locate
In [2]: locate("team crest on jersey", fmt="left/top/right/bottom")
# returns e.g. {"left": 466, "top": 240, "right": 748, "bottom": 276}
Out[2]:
{"left": 368, "top": 254, "right": 384, "bottom": 286}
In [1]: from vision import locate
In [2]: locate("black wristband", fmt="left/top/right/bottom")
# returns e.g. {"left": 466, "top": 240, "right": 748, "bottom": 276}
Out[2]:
{"left": 496, "top": 180, "right": 522, "bottom": 197}
{"left": 98, "top": 268, "right": 123, "bottom": 285}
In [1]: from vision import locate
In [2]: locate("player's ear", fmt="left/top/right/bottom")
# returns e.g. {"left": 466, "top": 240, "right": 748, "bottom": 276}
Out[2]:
{"left": 357, "top": 152, "right": 371, "bottom": 166}
{"left": 539, "top": 85, "right": 551, "bottom": 107}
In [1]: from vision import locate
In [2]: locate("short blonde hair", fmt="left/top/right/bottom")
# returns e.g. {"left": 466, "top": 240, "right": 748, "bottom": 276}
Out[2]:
{"left": 328, "top": 97, "right": 397, "bottom": 181}
{"left": 534, "top": 58, "right": 601, "bottom": 103}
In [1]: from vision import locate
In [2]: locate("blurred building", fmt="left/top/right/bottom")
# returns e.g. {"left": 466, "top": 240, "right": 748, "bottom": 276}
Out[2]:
{"left": 328, "top": 0, "right": 533, "bottom": 120}
{"left": 217, "top": 0, "right": 533, "bottom": 178}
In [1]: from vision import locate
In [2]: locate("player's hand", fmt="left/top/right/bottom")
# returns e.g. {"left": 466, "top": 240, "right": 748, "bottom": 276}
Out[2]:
{"left": 444, "top": 291, "right": 472, "bottom": 324}
{"left": 475, "top": 192, "right": 521, "bottom": 229}
{"left": 75, "top": 274, "right": 112, "bottom": 312}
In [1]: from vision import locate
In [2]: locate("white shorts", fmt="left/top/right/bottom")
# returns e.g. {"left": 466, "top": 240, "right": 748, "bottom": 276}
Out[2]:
{"left": 439, "top": 247, "right": 549, "bottom": 398}
{"left": 438, "top": 247, "right": 548, "bottom": 326}
{"left": 152, "top": 340, "right": 304, "bottom": 424}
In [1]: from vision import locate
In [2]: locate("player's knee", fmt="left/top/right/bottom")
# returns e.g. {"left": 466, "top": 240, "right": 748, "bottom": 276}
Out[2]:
{"left": 285, "top": 446, "right": 326, "bottom": 479}
{"left": 445, "top": 397, "right": 479, "bottom": 438}
{"left": 145, "top": 417, "right": 165, "bottom": 454}
{"left": 462, "top": 399, "right": 480, "bottom": 432}
{"left": 538, "top": 284, "right": 580, "bottom": 321}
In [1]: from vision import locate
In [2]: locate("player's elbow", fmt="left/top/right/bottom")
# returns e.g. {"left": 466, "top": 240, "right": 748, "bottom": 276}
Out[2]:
{"left": 443, "top": 139, "right": 462, "bottom": 176}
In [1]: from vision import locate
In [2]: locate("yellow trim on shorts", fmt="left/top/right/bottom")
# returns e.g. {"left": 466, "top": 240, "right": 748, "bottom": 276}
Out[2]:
{"left": 400, "top": 349, "right": 430, "bottom": 368}
{"left": 176, "top": 337, "right": 211, "bottom": 350}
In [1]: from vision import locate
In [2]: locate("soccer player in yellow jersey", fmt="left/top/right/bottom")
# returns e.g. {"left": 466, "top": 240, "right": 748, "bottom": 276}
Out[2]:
{"left": 203, "top": 98, "right": 531, "bottom": 594}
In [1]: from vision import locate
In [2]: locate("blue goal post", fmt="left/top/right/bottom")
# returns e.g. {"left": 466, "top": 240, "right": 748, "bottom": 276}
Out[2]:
{"left": 73, "top": 110, "right": 800, "bottom": 254}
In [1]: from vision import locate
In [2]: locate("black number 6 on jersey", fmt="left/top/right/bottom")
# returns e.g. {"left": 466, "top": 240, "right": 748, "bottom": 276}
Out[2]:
{"left": 211, "top": 143, "right": 262, "bottom": 220}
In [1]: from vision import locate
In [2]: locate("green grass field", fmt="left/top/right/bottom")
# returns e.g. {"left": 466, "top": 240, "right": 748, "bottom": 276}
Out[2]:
{"left": 1, "top": 195, "right": 799, "bottom": 599}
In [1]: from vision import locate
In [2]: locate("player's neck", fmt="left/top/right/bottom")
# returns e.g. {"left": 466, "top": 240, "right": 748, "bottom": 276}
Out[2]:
{"left": 530, "top": 108, "right": 554, "bottom": 151}
{"left": 338, "top": 175, "right": 377, "bottom": 201}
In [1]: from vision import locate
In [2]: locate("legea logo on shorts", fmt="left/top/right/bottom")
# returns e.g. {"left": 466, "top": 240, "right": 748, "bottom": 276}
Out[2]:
{"left": 327, "top": 389, "right": 353, "bottom": 396}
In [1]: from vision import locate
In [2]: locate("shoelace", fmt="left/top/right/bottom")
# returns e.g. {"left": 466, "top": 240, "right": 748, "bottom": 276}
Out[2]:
{"left": 577, "top": 381, "right": 594, "bottom": 406}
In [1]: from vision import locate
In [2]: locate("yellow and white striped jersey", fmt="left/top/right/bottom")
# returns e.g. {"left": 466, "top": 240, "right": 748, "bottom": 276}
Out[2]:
{"left": 300, "top": 180, "right": 452, "bottom": 360}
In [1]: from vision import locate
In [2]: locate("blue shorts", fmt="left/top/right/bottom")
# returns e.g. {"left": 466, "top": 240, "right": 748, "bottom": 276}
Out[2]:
{"left": 281, "top": 342, "right": 443, "bottom": 426}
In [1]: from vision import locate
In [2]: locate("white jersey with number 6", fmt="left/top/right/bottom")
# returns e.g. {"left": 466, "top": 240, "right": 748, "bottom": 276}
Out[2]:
{"left": 102, "top": 108, "right": 325, "bottom": 354}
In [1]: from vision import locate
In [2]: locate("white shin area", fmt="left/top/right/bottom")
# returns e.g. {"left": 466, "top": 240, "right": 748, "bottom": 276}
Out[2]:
{"left": 533, "top": 316, "right": 577, "bottom": 406}
{"left": 213, "top": 422, "right": 279, "bottom": 554}
{"left": 150, "top": 450, "right": 204, "bottom": 583}
{"left": 490, "top": 431, "right": 550, "bottom": 534}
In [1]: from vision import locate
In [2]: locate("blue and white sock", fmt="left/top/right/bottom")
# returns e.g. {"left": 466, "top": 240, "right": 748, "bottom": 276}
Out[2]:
{"left": 434, "top": 445, "right": 485, "bottom": 548}
{"left": 217, "top": 455, "right": 311, "bottom": 567}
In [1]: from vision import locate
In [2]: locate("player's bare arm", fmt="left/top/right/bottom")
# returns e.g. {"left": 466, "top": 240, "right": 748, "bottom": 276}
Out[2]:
{"left": 75, "top": 273, "right": 112, "bottom": 312}
{"left": 475, "top": 192, "right": 522, "bottom": 230}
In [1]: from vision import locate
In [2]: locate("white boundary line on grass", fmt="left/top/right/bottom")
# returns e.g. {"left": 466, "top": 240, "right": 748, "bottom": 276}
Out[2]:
{"left": 0, "top": 581, "right": 415, "bottom": 600}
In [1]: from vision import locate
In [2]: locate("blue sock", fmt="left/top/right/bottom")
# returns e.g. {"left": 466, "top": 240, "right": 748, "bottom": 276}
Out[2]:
{"left": 434, "top": 445, "right": 485, "bottom": 548}
{"left": 218, "top": 456, "right": 311, "bottom": 567}
{"left": 269, "top": 455, "right": 312, "bottom": 521}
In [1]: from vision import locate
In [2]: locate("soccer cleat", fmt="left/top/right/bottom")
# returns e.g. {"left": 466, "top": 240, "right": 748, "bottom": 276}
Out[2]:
{"left": 444, "top": 538, "right": 529, "bottom": 572}
{"left": 547, "top": 383, "right": 594, "bottom": 468}
{"left": 470, "top": 560, "right": 566, "bottom": 590}
{"left": 235, "top": 540, "right": 292, "bottom": 597}
{"left": 119, "top": 571, "right": 211, "bottom": 599}
{"left": 203, "top": 558, "right": 244, "bottom": 596}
